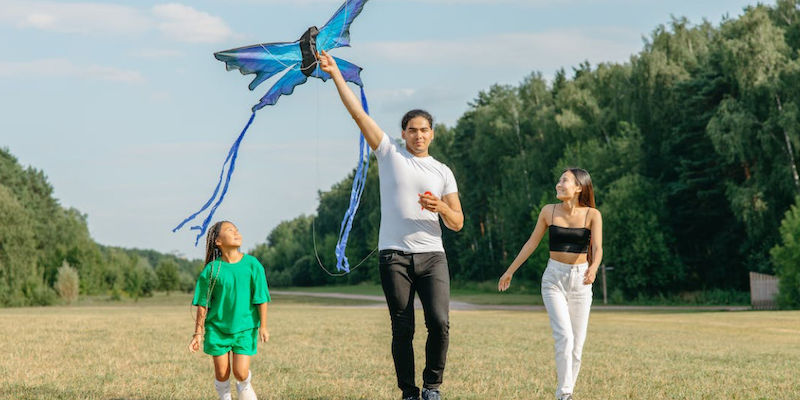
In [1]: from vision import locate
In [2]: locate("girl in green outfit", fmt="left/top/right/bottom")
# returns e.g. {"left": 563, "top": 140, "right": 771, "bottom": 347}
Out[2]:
{"left": 188, "top": 221, "right": 271, "bottom": 400}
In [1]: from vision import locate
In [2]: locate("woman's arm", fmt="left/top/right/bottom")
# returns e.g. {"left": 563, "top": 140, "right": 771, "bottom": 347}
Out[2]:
{"left": 498, "top": 205, "right": 550, "bottom": 291}
{"left": 317, "top": 50, "right": 384, "bottom": 151}
{"left": 584, "top": 209, "right": 603, "bottom": 285}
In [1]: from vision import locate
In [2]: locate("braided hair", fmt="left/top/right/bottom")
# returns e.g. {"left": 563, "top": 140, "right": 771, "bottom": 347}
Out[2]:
{"left": 204, "top": 221, "right": 230, "bottom": 265}
{"left": 201, "top": 221, "right": 232, "bottom": 312}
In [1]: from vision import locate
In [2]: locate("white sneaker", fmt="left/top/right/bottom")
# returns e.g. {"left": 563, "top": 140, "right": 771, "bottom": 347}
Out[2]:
{"left": 237, "top": 382, "right": 258, "bottom": 400}
{"left": 214, "top": 379, "right": 232, "bottom": 400}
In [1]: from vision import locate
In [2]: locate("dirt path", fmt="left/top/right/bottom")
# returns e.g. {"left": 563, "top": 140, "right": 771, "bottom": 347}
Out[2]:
{"left": 271, "top": 290, "right": 750, "bottom": 311}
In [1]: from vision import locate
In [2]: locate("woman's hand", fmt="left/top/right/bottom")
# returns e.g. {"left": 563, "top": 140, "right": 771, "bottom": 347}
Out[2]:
{"left": 584, "top": 266, "right": 597, "bottom": 285}
{"left": 498, "top": 271, "right": 514, "bottom": 291}
{"left": 317, "top": 50, "right": 339, "bottom": 76}
{"left": 188, "top": 334, "right": 202, "bottom": 353}
{"left": 259, "top": 326, "right": 270, "bottom": 343}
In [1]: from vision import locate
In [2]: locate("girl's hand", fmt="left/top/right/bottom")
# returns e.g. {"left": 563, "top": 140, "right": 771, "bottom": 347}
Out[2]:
{"left": 188, "top": 334, "right": 202, "bottom": 353}
{"left": 498, "top": 271, "right": 513, "bottom": 291}
{"left": 317, "top": 50, "right": 338, "bottom": 75}
{"left": 584, "top": 266, "right": 597, "bottom": 285}
{"left": 259, "top": 326, "right": 270, "bottom": 343}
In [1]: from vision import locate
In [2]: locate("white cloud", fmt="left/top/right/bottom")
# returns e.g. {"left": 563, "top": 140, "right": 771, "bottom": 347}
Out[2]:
{"left": 221, "top": 0, "right": 565, "bottom": 4}
{"left": 358, "top": 28, "right": 639, "bottom": 71}
{"left": 413, "top": 0, "right": 567, "bottom": 4}
{"left": 131, "top": 49, "right": 186, "bottom": 59}
{"left": 152, "top": 3, "right": 235, "bottom": 44}
{"left": 0, "top": 0, "right": 152, "bottom": 34}
{"left": 0, "top": 59, "right": 145, "bottom": 83}
{"left": 0, "top": 0, "right": 235, "bottom": 43}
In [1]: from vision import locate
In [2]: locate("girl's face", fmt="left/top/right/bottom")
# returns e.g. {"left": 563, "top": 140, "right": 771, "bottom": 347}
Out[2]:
{"left": 215, "top": 222, "right": 242, "bottom": 249}
{"left": 555, "top": 171, "right": 581, "bottom": 201}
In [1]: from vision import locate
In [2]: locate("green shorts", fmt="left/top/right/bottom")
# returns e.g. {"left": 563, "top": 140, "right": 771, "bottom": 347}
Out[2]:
{"left": 203, "top": 325, "right": 258, "bottom": 356}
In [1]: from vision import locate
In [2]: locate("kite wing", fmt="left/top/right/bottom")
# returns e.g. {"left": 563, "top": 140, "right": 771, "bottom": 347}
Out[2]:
{"left": 316, "top": 0, "right": 368, "bottom": 51}
{"left": 311, "top": 56, "right": 364, "bottom": 87}
{"left": 253, "top": 66, "right": 309, "bottom": 111}
{"left": 214, "top": 41, "right": 302, "bottom": 91}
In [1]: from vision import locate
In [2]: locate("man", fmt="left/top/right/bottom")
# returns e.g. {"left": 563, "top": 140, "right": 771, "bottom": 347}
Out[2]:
{"left": 319, "top": 50, "right": 463, "bottom": 400}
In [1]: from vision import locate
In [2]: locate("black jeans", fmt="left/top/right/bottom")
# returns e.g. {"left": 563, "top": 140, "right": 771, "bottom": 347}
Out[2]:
{"left": 379, "top": 249, "right": 450, "bottom": 398}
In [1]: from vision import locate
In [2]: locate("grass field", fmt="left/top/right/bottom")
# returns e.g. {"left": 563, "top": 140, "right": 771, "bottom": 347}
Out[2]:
{"left": 278, "top": 284, "right": 545, "bottom": 306}
{"left": 0, "top": 293, "right": 797, "bottom": 400}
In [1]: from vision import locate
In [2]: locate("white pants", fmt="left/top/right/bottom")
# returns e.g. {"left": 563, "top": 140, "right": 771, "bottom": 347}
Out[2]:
{"left": 541, "top": 258, "right": 593, "bottom": 399}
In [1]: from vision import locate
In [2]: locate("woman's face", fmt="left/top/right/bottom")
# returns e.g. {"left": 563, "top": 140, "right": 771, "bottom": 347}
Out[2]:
{"left": 555, "top": 171, "right": 581, "bottom": 201}
{"left": 215, "top": 222, "right": 242, "bottom": 249}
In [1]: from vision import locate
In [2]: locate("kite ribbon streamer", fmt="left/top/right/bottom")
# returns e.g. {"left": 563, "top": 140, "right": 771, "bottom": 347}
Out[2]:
{"left": 172, "top": 112, "right": 257, "bottom": 245}
{"left": 333, "top": 87, "right": 370, "bottom": 272}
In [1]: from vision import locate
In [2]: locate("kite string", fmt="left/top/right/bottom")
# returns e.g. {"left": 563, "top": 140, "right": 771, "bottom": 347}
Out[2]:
{"left": 258, "top": 43, "right": 310, "bottom": 72}
{"left": 311, "top": 79, "right": 377, "bottom": 275}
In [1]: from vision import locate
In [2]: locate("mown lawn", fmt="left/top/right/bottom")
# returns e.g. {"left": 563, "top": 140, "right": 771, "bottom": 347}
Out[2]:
{"left": 0, "top": 293, "right": 796, "bottom": 399}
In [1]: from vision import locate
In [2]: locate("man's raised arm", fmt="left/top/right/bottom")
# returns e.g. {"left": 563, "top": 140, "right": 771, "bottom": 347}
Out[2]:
{"left": 318, "top": 50, "right": 383, "bottom": 151}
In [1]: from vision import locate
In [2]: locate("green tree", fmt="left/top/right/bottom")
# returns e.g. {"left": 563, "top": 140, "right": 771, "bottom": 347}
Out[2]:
{"left": 770, "top": 196, "right": 800, "bottom": 308}
{"left": 0, "top": 184, "right": 39, "bottom": 306}
{"left": 155, "top": 259, "right": 180, "bottom": 295}
{"left": 54, "top": 261, "right": 80, "bottom": 304}
{"left": 123, "top": 256, "right": 156, "bottom": 300}
{"left": 600, "top": 174, "right": 685, "bottom": 297}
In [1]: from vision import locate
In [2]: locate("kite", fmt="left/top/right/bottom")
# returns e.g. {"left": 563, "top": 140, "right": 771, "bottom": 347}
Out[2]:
{"left": 173, "top": 0, "right": 371, "bottom": 273}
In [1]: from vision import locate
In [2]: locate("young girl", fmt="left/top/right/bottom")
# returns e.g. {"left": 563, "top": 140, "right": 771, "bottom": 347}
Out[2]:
{"left": 498, "top": 168, "right": 603, "bottom": 400}
{"left": 188, "top": 221, "right": 270, "bottom": 400}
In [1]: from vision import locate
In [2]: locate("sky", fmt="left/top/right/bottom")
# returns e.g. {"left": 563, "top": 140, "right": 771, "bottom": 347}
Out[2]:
{"left": 0, "top": 0, "right": 758, "bottom": 259}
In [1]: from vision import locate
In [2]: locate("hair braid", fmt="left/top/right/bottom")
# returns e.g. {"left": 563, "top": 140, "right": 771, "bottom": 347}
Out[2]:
{"left": 204, "top": 221, "right": 226, "bottom": 265}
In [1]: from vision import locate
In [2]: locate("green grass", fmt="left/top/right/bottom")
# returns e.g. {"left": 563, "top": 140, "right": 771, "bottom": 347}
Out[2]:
{"left": 1, "top": 295, "right": 797, "bottom": 399}
{"left": 276, "top": 283, "right": 545, "bottom": 305}
{"left": 277, "top": 283, "right": 385, "bottom": 296}
{"left": 276, "top": 282, "right": 751, "bottom": 307}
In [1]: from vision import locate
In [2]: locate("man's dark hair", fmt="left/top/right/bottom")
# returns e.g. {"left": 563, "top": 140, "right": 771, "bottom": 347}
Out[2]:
{"left": 401, "top": 109, "right": 434, "bottom": 130}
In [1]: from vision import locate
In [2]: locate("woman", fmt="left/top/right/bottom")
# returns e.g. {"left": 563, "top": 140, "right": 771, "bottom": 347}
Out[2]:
{"left": 498, "top": 168, "right": 603, "bottom": 400}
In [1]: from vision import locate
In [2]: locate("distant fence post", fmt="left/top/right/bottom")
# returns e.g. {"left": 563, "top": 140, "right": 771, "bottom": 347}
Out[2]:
{"left": 602, "top": 264, "right": 607, "bottom": 304}
{"left": 601, "top": 264, "right": 613, "bottom": 304}
{"left": 749, "top": 272, "right": 779, "bottom": 310}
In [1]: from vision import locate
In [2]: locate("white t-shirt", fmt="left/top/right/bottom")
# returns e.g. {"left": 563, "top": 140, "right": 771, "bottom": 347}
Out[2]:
{"left": 374, "top": 133, "right": 458, "bottom": 252}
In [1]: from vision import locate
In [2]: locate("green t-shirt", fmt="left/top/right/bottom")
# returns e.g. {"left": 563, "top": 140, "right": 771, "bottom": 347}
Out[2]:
{"left": 192, "top": 254, "right": 271, "bottom": 334}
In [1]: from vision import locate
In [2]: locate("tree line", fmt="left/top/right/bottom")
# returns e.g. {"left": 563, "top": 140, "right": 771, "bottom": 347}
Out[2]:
{"left": 2, "top": 1, "right": 799, "bottom": 308}
{"left": 0, "top": 148, "right": 201, "bottom": 306}
{"left": 252, "top": 1, "right": 800, "bottom": 307}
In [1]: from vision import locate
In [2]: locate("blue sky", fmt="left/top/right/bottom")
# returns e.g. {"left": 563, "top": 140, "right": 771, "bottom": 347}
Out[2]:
{"left": 0, "top": 0, "right": 757, "bottom": 259}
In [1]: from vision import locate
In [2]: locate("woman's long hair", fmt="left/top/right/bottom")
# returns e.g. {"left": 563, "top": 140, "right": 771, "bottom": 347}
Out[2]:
{"left": 566, "top": 168, "right": 596, "bottom": 264}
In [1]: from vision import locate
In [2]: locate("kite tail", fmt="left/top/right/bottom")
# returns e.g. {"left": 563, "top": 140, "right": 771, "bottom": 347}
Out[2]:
{"left": 173, "top": 112, "right": 257, "bottom": 245}
{"left": 334, "top": 87, "right": 371, "bottom": 272}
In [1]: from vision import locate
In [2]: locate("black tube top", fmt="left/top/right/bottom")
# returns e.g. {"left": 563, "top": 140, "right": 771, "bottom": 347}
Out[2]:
{"left": 549, "top": 225, "right": 590, "bottom": 253}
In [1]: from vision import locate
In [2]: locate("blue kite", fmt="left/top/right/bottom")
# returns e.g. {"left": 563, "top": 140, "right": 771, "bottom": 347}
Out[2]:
{"left": 174, "top": 0, "right": 371, "bottom": 273}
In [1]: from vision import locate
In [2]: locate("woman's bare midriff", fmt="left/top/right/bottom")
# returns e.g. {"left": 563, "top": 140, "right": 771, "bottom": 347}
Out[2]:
{"left": 549, "top": 251, "right": 588, "bottom": 265}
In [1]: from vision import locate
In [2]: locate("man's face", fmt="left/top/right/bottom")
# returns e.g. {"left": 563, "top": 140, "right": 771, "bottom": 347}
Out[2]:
{"left": 401, "top": 116, "right": 434, "bottom": 156}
